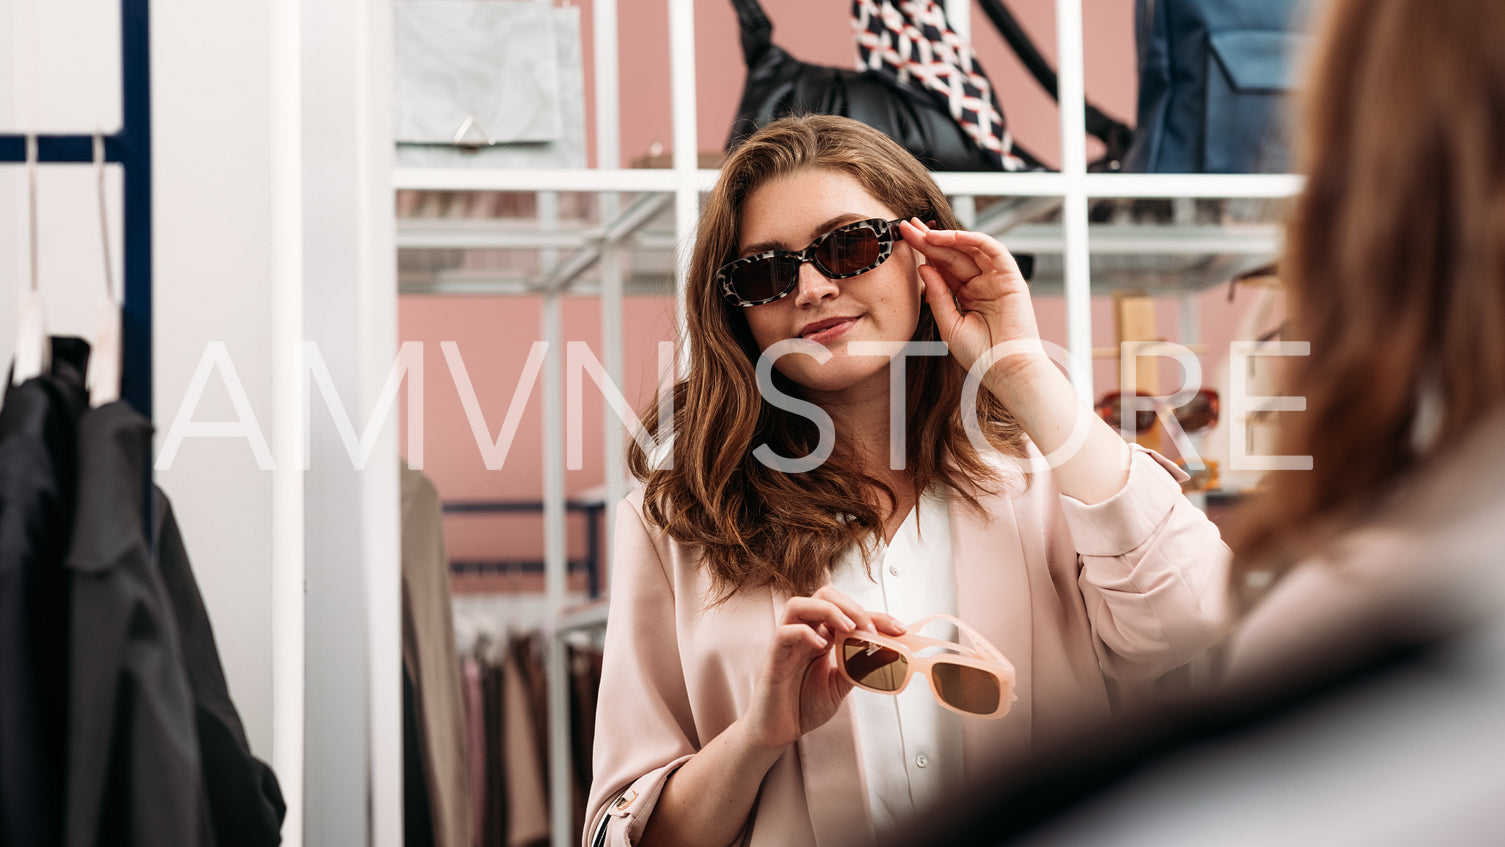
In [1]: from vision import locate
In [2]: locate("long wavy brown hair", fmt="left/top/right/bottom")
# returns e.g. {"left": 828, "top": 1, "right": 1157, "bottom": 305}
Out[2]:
{"left": 626, "top": 115, "right": 1026, "bottom": 600}
{"left": 1231, "top": 0, "right": 1505, "bottom": 570}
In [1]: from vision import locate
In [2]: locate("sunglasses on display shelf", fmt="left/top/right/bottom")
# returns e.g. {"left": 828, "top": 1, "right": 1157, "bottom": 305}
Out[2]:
{"left": 1095, "top": 388, "right": 1221, "bottom": 435}
{"left": 834, "top": 613, "right": 1017, "bottom": 719}
{"left": 1176, "top": 457, "right": 1220, "bottom": 493}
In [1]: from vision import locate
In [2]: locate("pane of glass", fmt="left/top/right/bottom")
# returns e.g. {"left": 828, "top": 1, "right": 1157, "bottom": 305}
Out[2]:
{"left": 931, "top": 662, "right": 1001, "bottom": 714}
{"left": 842, "top": 639, "right": 908, "bottom": 692}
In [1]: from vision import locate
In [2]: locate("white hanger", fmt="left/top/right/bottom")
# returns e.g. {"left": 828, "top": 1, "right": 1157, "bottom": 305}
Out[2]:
{"left": 12, "top": 133, "right": 48, "bottom": 385}
{"left": 87, "top": 131, "right": 121, "bottom": 405}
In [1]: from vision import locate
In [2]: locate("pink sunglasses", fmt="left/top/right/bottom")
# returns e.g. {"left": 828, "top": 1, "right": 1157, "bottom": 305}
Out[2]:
{"left": 833, "top": 613, "right": 1017, "bottom": 719}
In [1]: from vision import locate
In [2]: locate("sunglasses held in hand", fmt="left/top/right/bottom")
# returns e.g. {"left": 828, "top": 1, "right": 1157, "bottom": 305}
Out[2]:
{"left": 834, "top": 613, "right": 1017, "bottom": 719}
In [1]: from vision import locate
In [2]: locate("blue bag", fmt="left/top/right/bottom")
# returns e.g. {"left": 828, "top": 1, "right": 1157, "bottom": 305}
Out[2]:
{"left": 1123, "top": 0, "right": 1317, "bottom": 174}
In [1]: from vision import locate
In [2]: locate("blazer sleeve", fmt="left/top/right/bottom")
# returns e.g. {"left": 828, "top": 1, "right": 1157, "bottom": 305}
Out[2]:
{"left": 1058, "top": 446, "right": 1232, "bottom": 682}
{"left": 583, "top": 495, "right": 700, "bottom": 847}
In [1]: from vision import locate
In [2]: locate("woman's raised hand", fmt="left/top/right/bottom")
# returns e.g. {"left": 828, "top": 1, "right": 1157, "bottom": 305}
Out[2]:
{"left": 899, "top": 218, "right": 1046, "bottom": 389}
{"left": 741, "top": 585, "right": 907, "bottom": 751}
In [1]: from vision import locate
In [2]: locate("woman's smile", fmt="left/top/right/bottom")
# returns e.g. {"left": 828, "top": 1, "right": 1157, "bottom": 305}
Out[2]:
{"left": 799, "top": 315, "right": 861, "bottom": 344}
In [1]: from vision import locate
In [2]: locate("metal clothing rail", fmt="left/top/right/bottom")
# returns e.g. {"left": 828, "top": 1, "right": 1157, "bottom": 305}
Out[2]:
{"left": 443, "top": 499, "right": 607, "bottom": 598}
{"left": 0, "top": 0, "right": 153, "bottom": 423}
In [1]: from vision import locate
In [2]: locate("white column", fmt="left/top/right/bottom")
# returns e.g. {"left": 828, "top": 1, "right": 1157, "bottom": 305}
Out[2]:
{"left": 268, "top": 0, "right": 305, "bottom": 841}
{"left": 543, "top": 291, "right": 571, "bottom": 847}
{"left": 297, "top": 0, "right": 400, "bottom": 843}
{"left": 670, "top": 0, "right": 698, "bottom": 375}
{"left": 1056, "top": 0, "right": 1093, "bottom": 398}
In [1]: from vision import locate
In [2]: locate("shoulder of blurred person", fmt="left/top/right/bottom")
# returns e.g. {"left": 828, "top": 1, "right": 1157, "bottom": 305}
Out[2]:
{"left": 1225, "top": 408, "right": 1505, "bottom": 686}
{"left": 905, "top": 412, "right": 1505, "bottom": 847}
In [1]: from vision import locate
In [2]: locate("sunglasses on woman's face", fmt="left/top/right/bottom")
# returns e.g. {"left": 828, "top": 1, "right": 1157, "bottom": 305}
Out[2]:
{"left": 717, "top": 217, "right": 910, "bottom": 308}
{"left": 834, "top": 613, "right": 1017, "bottom": 719}
{"left": 1095, "top": 388, "right": 1221, "bottom": 434}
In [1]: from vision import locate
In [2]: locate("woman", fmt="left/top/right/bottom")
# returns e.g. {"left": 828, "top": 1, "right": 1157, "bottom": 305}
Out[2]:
{"left": 1225, "top": 0, "right": 1505, "bottom": 681}
{"left": 585, "top": 114, "right": 1229, "bottom": 847}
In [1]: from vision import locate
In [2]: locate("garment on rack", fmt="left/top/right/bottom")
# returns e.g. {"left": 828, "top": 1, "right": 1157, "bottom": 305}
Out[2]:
{"left": 153, "top": 487, "right": 286, "bottom": 847}
{"left": 0, "top": 337, "right": 89, "bottom": 847}
{"left": 62, "top": 400, "right": 202, "bottom": 847}
{"left": 64, "top": 397, "right": 285, "bottom": 847}
{"left": 456, "top": 629, "right": 604, "bottom": 847}
{"left": 502, "top": 636, "right": 549, "bottom": 847}
{"left": 401, "top": 467, "right": 474, "bottom": 847}
{"left": 480, "top": 656, "right": 507, "bottom": 847}
{"left": 567, "top": 642, "right": 603, "bottom": 839}
{"left": 405, "top": 665, "right": 437, "bottom": 847}
{"left": 463, "top": 656, "right": 490, "bottom": 843}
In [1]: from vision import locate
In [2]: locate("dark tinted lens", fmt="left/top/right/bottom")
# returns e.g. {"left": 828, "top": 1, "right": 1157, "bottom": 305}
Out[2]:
{"left": 1096, "top": 395, "right": 1124, "bottom": 429}
{"left": 841, "top": 638, "right": 908, "bottom": 692}
{"left": 815, "top": 223, "right": 883, "bottom": 276}
{"left": 1097, "top": 395, "right": 1159, "bottom": 433}
{"left": 931, "top": 661, "right": 1001, "bottom": 714}
{"left": 728, "top": 256, "right": 798, "bottom": 304}
{"left": 1176, "top": 390, "right": 1220, "bottom": 432}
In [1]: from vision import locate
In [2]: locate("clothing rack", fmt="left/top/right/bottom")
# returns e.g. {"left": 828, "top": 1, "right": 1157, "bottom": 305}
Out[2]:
{"left": 443, "top": 499, "right": 606, "bottom": 598}
{"left": 0, "top": 0, "right": 152, "bottom": 423}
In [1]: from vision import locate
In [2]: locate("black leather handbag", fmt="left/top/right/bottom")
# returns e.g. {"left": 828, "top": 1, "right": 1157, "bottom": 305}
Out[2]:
{"left": 725, "top": 0, "right": 1042, "bottom": 172}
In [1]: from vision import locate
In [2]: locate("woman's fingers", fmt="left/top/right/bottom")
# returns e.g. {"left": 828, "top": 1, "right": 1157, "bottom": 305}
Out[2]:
{"left": 903, "top": 220, "right": 1028, "bottom": 288}
{"left": 809, "top": 585, "right": 904, "bottom": 635}
{"left": 782, "top": 589, "right": 908, "bottom": 641}
{"left": 867, "top": 610, "right": 909, "bottom": 637}
{"left": 900, "top": 219, "right": 981, "bottom": 287}
{"left": 782, "top": 595, "right": 858, "bottom": 633}
{"left": 920, "top": 264, "right": 964, "bottom": 328}
{"left": 929, "top": 228, "right": 1028, "bottom": 282}
{"left": 772, "top": 622, "right": 830, "bottom": 655}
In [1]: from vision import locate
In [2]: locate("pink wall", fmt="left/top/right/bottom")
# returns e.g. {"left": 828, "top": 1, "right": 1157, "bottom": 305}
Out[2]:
{"left": 400, "top": 296, "right": 678, "bottom": 563}
{"left": 399, "top": 0, "right": 1276, "bottom": 573}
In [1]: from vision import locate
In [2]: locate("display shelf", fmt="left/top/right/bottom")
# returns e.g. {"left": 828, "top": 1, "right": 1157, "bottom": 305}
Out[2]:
{"left": 396, "top": 218, "right": 1284, "bottom": 297}
{"left": 394, "top": 168, "right": 1301, "bottom": 203}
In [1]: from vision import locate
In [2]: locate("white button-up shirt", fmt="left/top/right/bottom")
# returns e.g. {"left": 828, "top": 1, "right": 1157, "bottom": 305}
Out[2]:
{"left": 830, "top": 488, "right": 963, "bottom": 835}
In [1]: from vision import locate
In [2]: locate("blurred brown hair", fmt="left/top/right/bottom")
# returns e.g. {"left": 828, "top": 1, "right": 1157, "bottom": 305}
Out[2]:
{"left": 626, "top": 114, "right": 1025, "bottom": 601}
{"left": 1232, "top": 0, "right": 1505, "bottom": 569}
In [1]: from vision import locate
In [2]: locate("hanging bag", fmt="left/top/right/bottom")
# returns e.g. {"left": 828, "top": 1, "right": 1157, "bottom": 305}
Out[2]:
{"left": 725, "top": 0, "right": 1040, "bottom": 171}
{"left": 974, "top": 0, "right": 1135, "bottom": 169}
{"left": 1121, "top": 0, "right": 1313, "bottom": 174}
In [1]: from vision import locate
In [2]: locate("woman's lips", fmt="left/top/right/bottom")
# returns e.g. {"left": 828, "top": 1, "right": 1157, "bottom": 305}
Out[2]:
{"left": 800, "top": 317, "right": 858, "bottom": 344}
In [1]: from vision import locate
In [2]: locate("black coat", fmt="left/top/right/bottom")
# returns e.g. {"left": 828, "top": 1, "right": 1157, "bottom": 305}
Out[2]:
{"left": 63, "top": 400, "right": 285, "bottom": 847}
{"left": 0, "top": 340, "right": 89, "bottom": 847}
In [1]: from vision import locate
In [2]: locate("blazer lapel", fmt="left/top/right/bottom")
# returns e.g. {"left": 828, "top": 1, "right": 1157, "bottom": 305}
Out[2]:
{"left": 950, "top": 482, "right": 1036, "bottom": 768}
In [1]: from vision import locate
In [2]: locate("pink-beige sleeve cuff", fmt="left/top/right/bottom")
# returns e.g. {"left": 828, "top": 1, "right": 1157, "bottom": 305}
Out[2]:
{"left": 589, "top": 754, "right": 695, "bottom": 847}
{"left": 1057, "top": 446, "right": 1189, "bottom": 557}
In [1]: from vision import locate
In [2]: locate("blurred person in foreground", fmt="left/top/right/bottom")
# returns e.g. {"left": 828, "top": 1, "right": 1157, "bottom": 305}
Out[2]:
{"left": 917, "top": 0, "right": 1505, "bottom": 843}
{"left": 1219, "top": 0, "right": 1505, "bottom": 681}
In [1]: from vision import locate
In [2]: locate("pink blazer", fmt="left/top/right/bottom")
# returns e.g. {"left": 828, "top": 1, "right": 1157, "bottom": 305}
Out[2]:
{"left": 585, "top": 448, "right": 1230, "bottom": 847}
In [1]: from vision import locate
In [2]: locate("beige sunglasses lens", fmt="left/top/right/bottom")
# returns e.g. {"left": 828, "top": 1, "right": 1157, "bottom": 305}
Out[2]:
{"left": 841, "top": 638, "right": 908, "bottom": 692}
{"left": 931, "top": 661, "right": 1001, "bottom": 714}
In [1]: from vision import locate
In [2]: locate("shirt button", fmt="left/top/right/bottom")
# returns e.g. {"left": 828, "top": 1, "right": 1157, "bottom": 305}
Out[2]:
{"left": 888, "top": 564, "right": 901, "bottom": 577}
{"left": 915, "top": 753, "right": 929, "bottom": 768}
